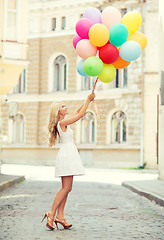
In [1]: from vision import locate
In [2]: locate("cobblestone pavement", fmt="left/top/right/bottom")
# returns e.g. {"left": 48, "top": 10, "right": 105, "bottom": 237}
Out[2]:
{"left": 0, "top": 179, "right": 164, "bottom": 240}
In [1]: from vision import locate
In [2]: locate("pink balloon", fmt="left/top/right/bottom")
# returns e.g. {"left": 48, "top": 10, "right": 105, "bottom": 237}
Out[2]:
{"left": 76, "top": 18, "right": 93, "bottom": 39}
{"left": 73, "top": 35, "right": 82, "bottom": 49}
{"left": 101, "top": 7, "right": 121, "bottom": 30}
{"left": 76, "top": 39, "right": 97, "bottom": 59}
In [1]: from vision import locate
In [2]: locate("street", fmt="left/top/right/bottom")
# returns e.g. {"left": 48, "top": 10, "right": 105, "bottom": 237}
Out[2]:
{"left": 0, "top": 178, "right": 164, "bottom": 240}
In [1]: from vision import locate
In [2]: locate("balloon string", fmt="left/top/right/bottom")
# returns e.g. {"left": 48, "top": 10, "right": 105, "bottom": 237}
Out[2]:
{"left": 92, "top": 77, "right": 98, "bottom": 93}
{"left": 93, "top": 99, "right": 100, "bottom": 121}
{"left": 92, "top": 77, "right": 101, "bottom": 121}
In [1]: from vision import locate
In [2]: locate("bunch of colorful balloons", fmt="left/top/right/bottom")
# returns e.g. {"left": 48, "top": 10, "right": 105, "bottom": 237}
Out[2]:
{"left": 73, "top": 7, "right": 147, "bottom": 83}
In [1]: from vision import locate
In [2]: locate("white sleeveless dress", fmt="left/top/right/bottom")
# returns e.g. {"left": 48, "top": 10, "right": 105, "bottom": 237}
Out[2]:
{"left": 55, "top": 121, "right": 85, "bottom": 178}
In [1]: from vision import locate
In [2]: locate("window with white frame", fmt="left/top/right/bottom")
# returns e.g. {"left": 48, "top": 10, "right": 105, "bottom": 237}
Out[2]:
{"left": 111, "top": 111, "right": 126, "bottom": 143}
{"left": 52, "top": 18, "right": 56, "bottom": 31}
{"left": 10, "top": 114, "right": 25, "bottom": 144}
{"left": 61, "top": 17, "right": 66, "bottom": 30}
{"left": 6, "top": 0, "right": 18, "bottom": 41}
{"left": 53, "top": 55, "right": 67, "bottom": 91}
{"left": 113, "top": 68, "right": 128, "bottom": 88}
{"left": 13, "top": 69, "right": 26, "bottom": 93}
{"left": 81, "top": 112, "right": 95, "bottom": 144}
{"left": 81, "top": 76, "right": 96, "bottom": 90}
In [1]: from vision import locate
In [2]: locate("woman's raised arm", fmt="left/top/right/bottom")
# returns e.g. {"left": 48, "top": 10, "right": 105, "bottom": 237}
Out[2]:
{"left": 60, "top": 93, "right": 95, "bottom": 127}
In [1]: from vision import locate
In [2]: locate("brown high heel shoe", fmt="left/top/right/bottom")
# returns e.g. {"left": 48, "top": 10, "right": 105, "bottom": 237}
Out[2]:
{"left": 54, "top": 217, "right": 72, "bottom": 229}
{"left": 41, "top": 212, "right": 55, "bottom": 230}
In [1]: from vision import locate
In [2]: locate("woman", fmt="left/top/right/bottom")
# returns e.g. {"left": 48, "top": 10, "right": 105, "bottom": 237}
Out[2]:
{"left": 41, "top": 92, "right": 96, "bottom": 230}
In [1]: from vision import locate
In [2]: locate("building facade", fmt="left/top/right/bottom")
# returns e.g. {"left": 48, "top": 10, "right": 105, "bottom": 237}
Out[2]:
{"left": 0, "top": 0, "right": 29, "bottom": 171}
{"left": 1, "top": 0, "right": 160, "bottom": 169}
{"left": 0, "top": 0, "right": 29, "bottom": 94}
{"left": 159, "top": 0, "right": 164, "bottom": 180}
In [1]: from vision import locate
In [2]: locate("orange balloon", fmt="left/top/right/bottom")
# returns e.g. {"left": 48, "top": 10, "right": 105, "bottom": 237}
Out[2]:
{"left": 112, "top": 55, "right": 130, "bottom": 69}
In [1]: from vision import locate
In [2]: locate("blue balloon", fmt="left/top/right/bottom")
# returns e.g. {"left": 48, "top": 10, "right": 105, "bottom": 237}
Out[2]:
{"left": 77, "top": 59, "right": 88, "bottom": 76}
{"left": 119, "top": 40, "right": 142, "bottom": 61}
{"left": 109, "top": 24, "right": 129, "bottom": 47}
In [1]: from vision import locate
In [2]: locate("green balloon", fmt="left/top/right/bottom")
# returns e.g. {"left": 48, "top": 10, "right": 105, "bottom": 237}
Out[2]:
{"left": 98, "top": 64, "right": 116, "bottom": 83}
{"left": 83, "top": 56, "right": 103, "bottom": 76}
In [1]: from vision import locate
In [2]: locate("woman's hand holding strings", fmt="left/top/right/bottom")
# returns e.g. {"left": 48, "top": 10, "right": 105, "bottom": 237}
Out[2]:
{"left": 87, "top": 92, "right": 96, "bottom": 102}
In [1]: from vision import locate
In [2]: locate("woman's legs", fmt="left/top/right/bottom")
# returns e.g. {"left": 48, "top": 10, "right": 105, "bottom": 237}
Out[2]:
{"left": 56, "top": 195, "right": 68, "bottom": 219}
{"left": 49, "top": 175, "right": 73, "bottom": 219}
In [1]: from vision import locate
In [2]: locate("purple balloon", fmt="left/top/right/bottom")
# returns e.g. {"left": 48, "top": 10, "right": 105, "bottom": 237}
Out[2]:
{"left": 73, "top": 35, "right": 82, "bottom": 49}
{"left": 76, "top": 18, "right": 93, "bottom": 39}
{"left": 83, "top": 7, "right": 101, "bottom": 24}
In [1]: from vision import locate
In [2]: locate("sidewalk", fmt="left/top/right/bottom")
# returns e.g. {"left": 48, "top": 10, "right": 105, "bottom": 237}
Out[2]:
{"left": 122, "top": 179, "right": 164, "bottom": 207}
{"left": 0, "top": 173, "right": 25, "bottom": 192}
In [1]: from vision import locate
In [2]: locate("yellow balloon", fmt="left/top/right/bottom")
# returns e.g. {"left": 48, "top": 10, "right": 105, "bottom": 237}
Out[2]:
{"left": 127, "top": 32, "right": 147, "bottom": 50}
{"left": 121, "top": 11, "right": 142, "bottom": 34}
{"left": 89, "top": 24, "right": 109, "bottom": 47}
{"left": 98, "top": 64, "right": 116, "bottom": 83}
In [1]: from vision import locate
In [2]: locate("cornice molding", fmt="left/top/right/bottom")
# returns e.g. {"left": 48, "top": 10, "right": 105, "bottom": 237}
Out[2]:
{"left": 28, "top": 0, "right": 104, "bottom": 12}
{"left": 28, "top": 30, "right": 75, "bottom": 39}
{"left": 5, "top": 89, "right": 142, "bottom": 103}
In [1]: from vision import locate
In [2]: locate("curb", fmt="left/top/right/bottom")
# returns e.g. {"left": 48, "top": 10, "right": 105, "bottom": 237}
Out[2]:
{"left": 0, "top": 176, "right": 25, "bottom": 192}
{"left": 122, "top": 182, "right": 164, "bottom": 207}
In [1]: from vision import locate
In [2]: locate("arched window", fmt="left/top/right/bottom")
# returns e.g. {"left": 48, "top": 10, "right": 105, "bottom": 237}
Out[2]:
{"left": 111, "top": 111, "right": 126, "bottom": 143}
{"left": 10, "top": 114, "right": 25, "bottom": 143}
{"left": 53, "top": 55, "right": 67, "bottom": 91}
{"left": 81, "top": 112, "right": 95, "bottom": 144}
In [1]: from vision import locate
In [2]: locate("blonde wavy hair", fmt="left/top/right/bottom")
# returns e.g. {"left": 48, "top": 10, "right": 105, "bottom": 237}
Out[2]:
{"left": 48, "top": 101, "right": 63, "bottom": 147}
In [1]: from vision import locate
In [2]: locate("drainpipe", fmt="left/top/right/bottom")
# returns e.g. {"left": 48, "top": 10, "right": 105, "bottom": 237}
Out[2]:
{"left": 140, "top": 113, "right": 144, "bottom": 168}
{"left": 157, "top": 94, "right": 159, "bottom": 165}
{"left": 140, "top": 0, "right": 145, "bottom": 168}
